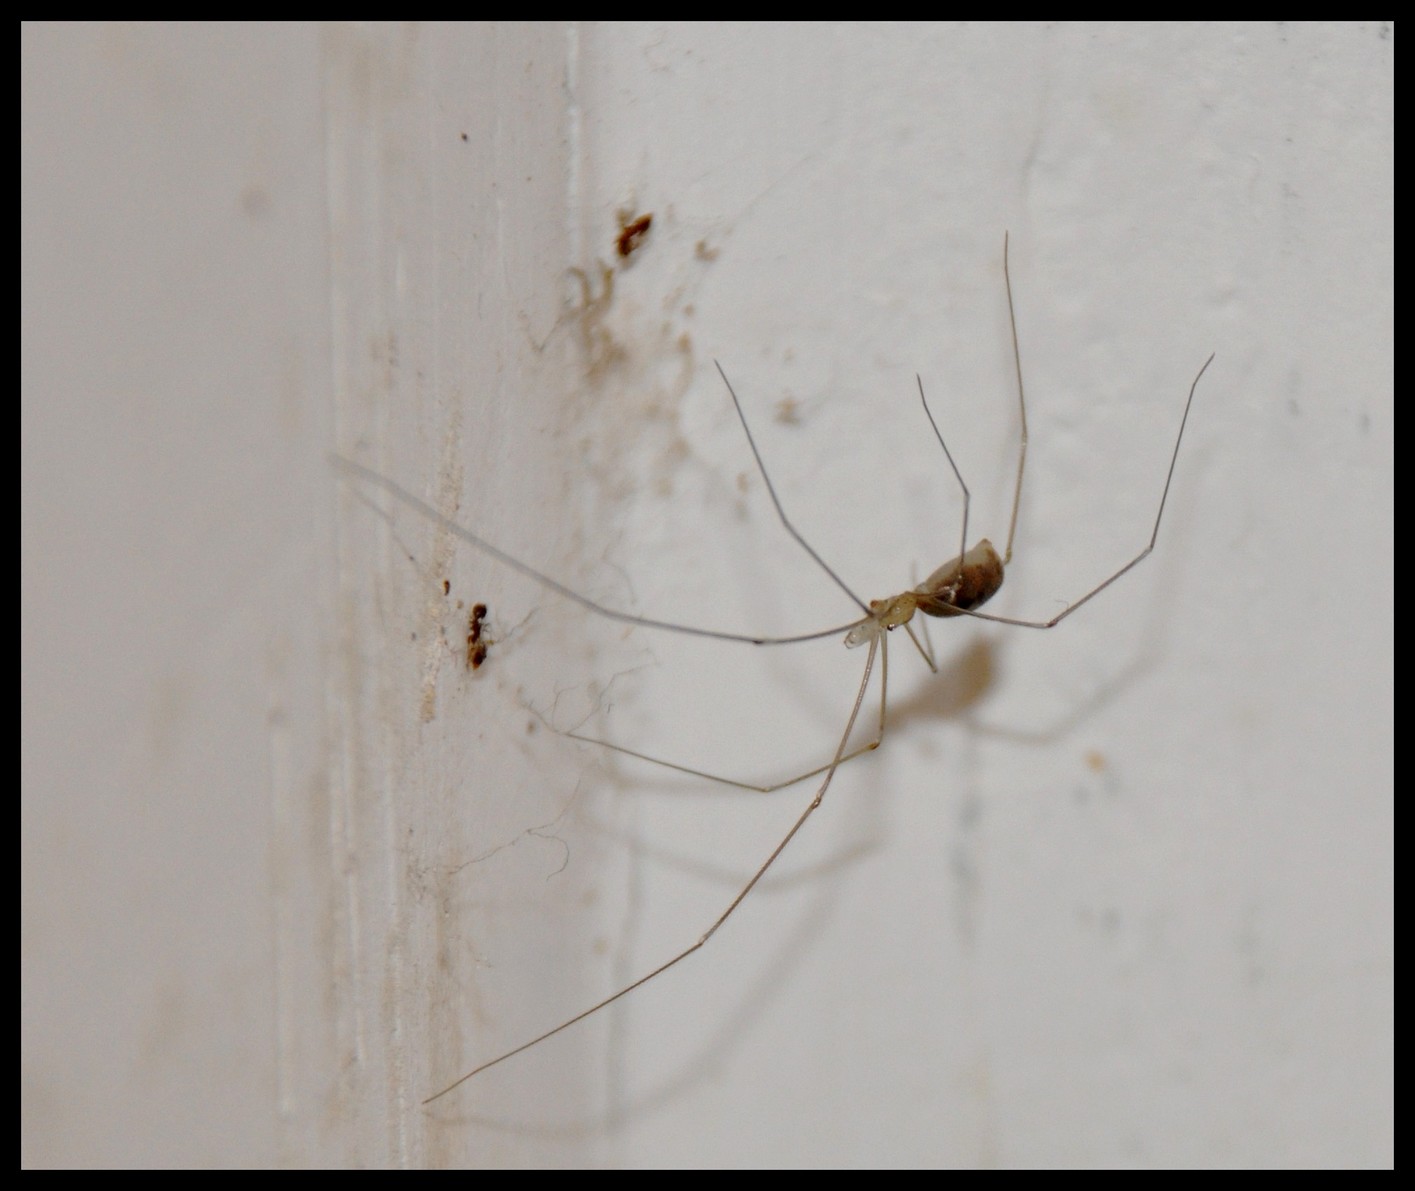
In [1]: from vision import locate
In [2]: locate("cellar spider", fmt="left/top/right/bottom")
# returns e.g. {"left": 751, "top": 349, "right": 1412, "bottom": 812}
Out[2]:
{"left": 334, "top": 234, "right": 1214, "bottom": 1106}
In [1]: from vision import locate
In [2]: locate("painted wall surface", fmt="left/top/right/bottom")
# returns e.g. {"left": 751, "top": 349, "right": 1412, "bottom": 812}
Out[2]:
{"left": 23, "top": 23, "right": 1392, "bottom": 1168}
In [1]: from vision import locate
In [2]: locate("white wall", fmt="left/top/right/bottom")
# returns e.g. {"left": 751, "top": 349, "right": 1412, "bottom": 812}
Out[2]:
{"left": 23, "top": 23, "right": 1392, "bottom": 1168}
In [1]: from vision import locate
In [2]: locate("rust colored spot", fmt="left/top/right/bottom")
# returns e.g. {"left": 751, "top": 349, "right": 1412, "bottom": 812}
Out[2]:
{"left": 467, "top": 602, "right": 490, "bottom": 670}
{"left": 615, "top": 212, "right": 653, "bottom": 259}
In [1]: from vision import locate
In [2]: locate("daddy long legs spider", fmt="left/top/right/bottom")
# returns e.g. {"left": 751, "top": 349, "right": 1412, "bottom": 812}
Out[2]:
{"left": 334, "top": 233, "right": 1214, "bottom": 1106}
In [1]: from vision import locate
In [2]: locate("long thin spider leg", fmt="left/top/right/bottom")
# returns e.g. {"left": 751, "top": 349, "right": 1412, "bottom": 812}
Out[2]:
{"left": 1002, "top": 230, "right": 1028, "bottom": 566}
{"left": 332, "top": 455, "right": 869, "bottom": 647}
{"left": 714, "top": 361, "right": 871, "bottom": 616}
{"left": 902, "top": 620, "right": 935, "bottom": 672}
{"left": 564, "top": 629, "right": 890, "bottom": 793}
{"left": 902, "top": 561, "right": 939, "bottom": 672}
{"left": 915, "top": 373, "right": 972, "bottom": 595}
{"left": 940, "top": 351, "right": 1214, "bottom": 631}
{"left": 563, "top": 735, "right": 879, "bottom": 794}
{"left": 422, "top": 633, "right": 881, "bottom": 1105}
